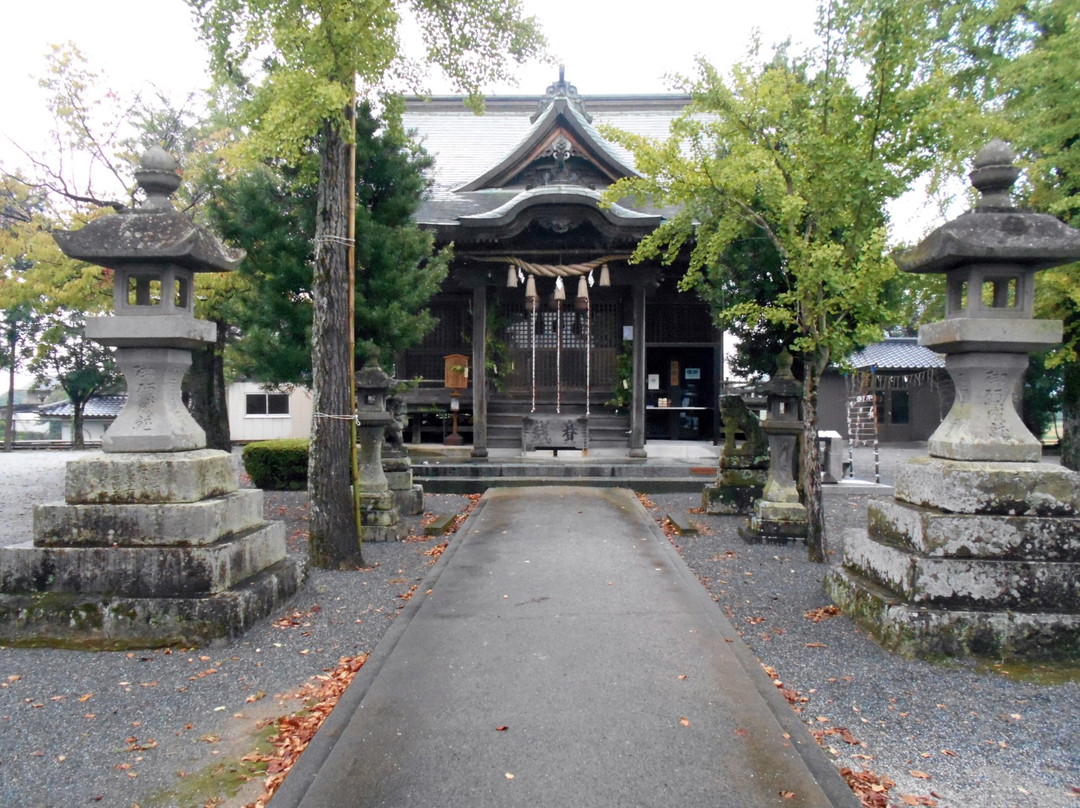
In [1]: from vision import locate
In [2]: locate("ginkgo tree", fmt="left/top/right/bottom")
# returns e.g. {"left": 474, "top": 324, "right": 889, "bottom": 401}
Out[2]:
{"left": 188, "top": 0, "right": 545, "bottom": 569}
{"left": 605, "top": 0, "right": 985, "bottom": 560}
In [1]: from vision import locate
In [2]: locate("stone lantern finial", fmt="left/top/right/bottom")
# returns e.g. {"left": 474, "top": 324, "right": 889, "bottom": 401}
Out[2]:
{"left": 969, "top": 138, "right": 1020, "bottom": 211}
{"left": 134, "top": 146, "right": 182, "bottom": 210}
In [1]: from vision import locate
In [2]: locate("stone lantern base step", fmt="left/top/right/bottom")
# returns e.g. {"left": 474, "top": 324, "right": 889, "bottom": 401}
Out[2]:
{"left": 34, "top": 490, "right": 265, "bottom": 547}
{"left": 65, "top": 449, "right": 238, "bottom": 505}
{"left": 740, "top": 500, "right": 808, "bottom": 543}
{"left": 1, "top": 523, "right": 289, "bottom": 599}
{"left": 702, "top": 479, "right": 765, "bottom": 515}
{"left": 840, "top": 527, "right": 1080, "bottom": 612}
{"left": 0, "top": 556, "right": 305, "bottom": 650}
{"left": 825, "top": 566, "right": 1080, "bottom": 660}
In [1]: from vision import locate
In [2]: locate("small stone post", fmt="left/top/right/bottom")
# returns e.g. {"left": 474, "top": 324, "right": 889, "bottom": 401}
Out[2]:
{"left": 826, "top": 140, "right": 1080, "bottom": 659}
{"left": 383, "top": 396, "right": 424, "bottom": 515}
{"left": 741, "top": 350, "right": 808, "bottom": 542}
{"left": 356, "top": 360, "right": 404, "bottom": 541}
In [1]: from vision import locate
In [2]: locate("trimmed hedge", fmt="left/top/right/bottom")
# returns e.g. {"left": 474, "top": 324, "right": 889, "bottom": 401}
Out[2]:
{"left": 242, "top": 439, "right": 309, "bottom": 490}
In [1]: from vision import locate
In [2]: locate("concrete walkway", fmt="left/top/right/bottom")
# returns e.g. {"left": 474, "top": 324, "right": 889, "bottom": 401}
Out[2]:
{"left": 269, "top": 487, "right": 860, "bottom": 808}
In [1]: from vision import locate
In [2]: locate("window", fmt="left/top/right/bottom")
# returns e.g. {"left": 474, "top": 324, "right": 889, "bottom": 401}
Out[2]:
{"left": 246, "top": 393, "right": 290, "bottom": 416}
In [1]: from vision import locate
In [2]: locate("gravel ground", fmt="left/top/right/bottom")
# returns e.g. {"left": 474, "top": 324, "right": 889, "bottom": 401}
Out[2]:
{"left": 1, "top": 447, "right": 1078, "bottom": 808}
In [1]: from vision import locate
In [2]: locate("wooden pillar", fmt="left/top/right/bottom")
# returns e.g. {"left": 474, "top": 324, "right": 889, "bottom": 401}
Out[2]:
{"left": 471, "top": 284, "right": 489, "bottom": 459}
{"left": 629, "top": 283, "right": 647, "bottom": 457}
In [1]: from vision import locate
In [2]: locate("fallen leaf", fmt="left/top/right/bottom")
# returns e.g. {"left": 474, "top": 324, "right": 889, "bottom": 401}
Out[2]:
{"left": 495, "top": 726, "right": 509, "bottom": 732}
{"left": 677, "top": 674, "right": 688, "bottom": 681}
{"left": 679, "top": 717, "right": 690, "bottom": 727}
{"left": 505, "top": 773, "right": 515, "bottom": 780}
{"left": 909, "top": 770, "right": 932, "bottom": 780}
{"left": 780, "top": 791, "right": 796, "bottom": 800}
{"left": 804, "top": 605, "right": 841, "bottom": 622}
{"left": 78, "top": 693, "right": 93, "bottom": 702}
{"left": 805, "top": 642, "right": 828, "bottom": 648}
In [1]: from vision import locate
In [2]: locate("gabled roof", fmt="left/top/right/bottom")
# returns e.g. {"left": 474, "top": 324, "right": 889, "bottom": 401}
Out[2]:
{"left": 848, "top": 338, "right": 945, "bottom": 370}
{"left": 38, "top": 395, "right": 126, "bottom": 419}
{"left": 402, "top": 74, "right": 690, "bottom": 233}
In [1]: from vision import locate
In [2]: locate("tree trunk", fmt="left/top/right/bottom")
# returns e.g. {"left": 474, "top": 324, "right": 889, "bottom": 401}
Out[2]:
{"left": 71, "top": 397, "right": 86, "bottom": 450}
{"left": 3, "top": 349, "right": 15, "bottom": 451}
{"left": 308, "top": 119, "right": 363, "bottom": 569}
{"left": 187, "top": 322, "right": 232, "bottom": 452}
{"left": 1062, "top": 360, "right": 1080, "bottom": 471}
{"left": 800, "top": 367, "right": 826, "bottom": 563}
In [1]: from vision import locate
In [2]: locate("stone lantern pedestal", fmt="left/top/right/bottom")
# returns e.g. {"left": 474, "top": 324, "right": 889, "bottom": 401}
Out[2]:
{"left": 826, "top": 141, "right": 1080, "bottom": 659}
{"left": 741, "top": 351, "right": 808, "bottom": 543}
{"left": 356, "top": 362, "right": 404, "bottom": 542}
{"left": 0, "top": 147, "right": 303, "bottom": 649}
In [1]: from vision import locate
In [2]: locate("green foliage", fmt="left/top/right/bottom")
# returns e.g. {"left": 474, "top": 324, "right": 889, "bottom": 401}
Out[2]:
{"left": 242, "top": 438, "right": 310, "bottom": 490}
{"left": 606, "top": 6, "right": 979, "bottom": 376}
{"left": 607, "top": 341, "right": 634, "bottom": 411}
{"left": 352, "top": 105, "right": 451, "bottom": 363}
{"left": 1022, "top": 350, "right": 1063, "bottom": 442}
{"left": 210, "top": 164, "right": 317, "bottom": 385}
{"left": 209, "top": 103, "right": 449, "bottom": 384}
{"left": 189, "top": 0, "right": 545, "bottom": 166}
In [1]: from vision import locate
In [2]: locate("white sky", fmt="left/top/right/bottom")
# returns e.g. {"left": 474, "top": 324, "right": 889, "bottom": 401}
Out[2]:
{"left": 1, "top": 0, "right": 819, "bottom": 169}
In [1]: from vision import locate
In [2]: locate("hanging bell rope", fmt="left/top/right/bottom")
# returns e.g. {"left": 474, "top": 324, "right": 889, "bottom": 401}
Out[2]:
{"left": 556, "top": 291, "right": 562, "bottom": 414}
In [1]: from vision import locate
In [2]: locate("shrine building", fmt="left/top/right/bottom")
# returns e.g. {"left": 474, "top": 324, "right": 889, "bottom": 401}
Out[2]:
{"left": 396, "top": 72, "right": 725, "bottom": 455}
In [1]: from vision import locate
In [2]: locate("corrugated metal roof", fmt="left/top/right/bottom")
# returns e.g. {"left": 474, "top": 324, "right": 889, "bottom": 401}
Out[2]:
{"left": 848, "top": 338, "right": 945, "bottom": 370}
{"left": 38, "top": 395, "right": 126, "bottom": 418}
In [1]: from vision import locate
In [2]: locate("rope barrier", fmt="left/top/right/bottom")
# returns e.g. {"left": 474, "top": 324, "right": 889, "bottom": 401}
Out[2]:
{"left": 313, "top": 411, "right": 361, "bottom": 426}
{"left": 474, "top": 254, "right": 631, "bottom": 278}
{"left": 312, "top": 234, "right": 356, "bottom": 260}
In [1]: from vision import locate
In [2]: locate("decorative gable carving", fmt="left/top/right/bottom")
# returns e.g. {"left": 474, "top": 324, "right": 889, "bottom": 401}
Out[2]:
{"left": 455, "top": 89, "right": 637, "bottom": 194}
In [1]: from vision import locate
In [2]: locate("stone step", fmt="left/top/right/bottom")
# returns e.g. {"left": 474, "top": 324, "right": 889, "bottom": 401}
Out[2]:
{"left": 414, "top": 462, "right": 696, "bottom": 479}
{"left": 867, "top": 498, "right": 1080, "bottom": 561}
{"left": 34, "top": 490, "right": 265, "bottom": 547}
{"left": 415, "top": 475, "right": 710, "bottom": 495}
{"left": 841, "top": 527, "right": 1080, "bottom": 612}
{"left": 0, "top": 522, "right": 286, "bottom": 599}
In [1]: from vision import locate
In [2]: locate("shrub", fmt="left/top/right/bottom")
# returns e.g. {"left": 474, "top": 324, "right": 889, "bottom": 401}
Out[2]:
{"left": 242, "top": 439, "right": 309, "bottom": 490}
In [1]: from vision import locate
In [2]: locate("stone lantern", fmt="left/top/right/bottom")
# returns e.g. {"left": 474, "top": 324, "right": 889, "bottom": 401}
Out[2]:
{"left": 356, "top": 359, "right": 403, "bottom": 542}
{"left": 826, "top": 140, "right": 1080, "bottom": 659}
{"left": 894, "top": 139, "right": 1076, "bottom": 462}
{"left": 53, "top": 147, "right": 242, "bottom": 452}
{"left": 742, "top": 350, "right": 808, "bottom": 542}
{"left": 0, "top": 147, "right": 302, "bottom": 649}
